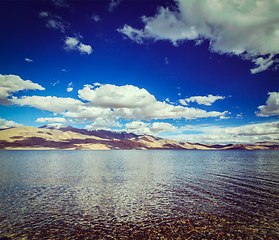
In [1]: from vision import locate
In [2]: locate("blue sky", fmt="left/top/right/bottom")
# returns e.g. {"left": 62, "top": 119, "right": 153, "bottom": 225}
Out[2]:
{"left": 1, "top": 0, "right": 279, "bottom": 144}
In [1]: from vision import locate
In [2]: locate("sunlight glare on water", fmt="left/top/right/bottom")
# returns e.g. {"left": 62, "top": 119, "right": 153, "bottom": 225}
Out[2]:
{"left": 0, "top": 150, "right": 279, "bottom": 239}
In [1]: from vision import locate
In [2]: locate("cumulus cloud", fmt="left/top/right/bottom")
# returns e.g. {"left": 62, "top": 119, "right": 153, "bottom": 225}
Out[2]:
{"left": 64, "top": 36, "right": 93, "bottom": 55}
{"left": 256, "top": 92, "right": 279, "bottom": 116}
{"left": 6, "top": 83, "right": 228, "bottom": 123}
{"left": 77, "top": 84, "right": 228, "bottom": 121}
{"left": 12, "top": 96, "right": 83, "bottom": 114}
{"left": 125, "top": 121, "right": 177, "bottom": 135}
{"left": 78, "top": 84, "right": 156, "bottom": 108}
{"left": 182, "top": 94, "right": 225, "bottom": 106}
{"left": 168, "top": 124, "right": 230, "bottom": 144}
{"left": 225, "top": 121, "right": 279, "bottom": 136}
{"left": 118, "top": 0, "right": 279, "bottom": 73}
{"left": 63, "top": 105, "right": 113, "bottom": 121}
{"left": 64, "top": 37, "right": 79, "bottom": 50}
{"left": 125, "top": 121, "right": 152, "bottom": 135}
{"left": 179, "top": 99, "right": 188, "bottom": 106}
{"left": 93, "top": 82, "right": 102, "bottom": 86}
{"left": 0, "top": 74, "right": 45, "bottom": 105}
{"left": 149, "top": 122, "right": 177, "bottom": 133}
{"left": 0, "top": 117, "right": 23, "bottom": 129}
{"left": 78, "top": 43, "right": 93, "bottom": 55}
{"left": 133, "top": 101, "right": 227, "bottom": 120}
{"left": 169, "top": 121, "right": 279, "bottom": 144}
{"left": 85, "top": 119, "right": 122, "bottom": 130}
{"left": 36, "top": 117, "right": 71, "bottom": 123}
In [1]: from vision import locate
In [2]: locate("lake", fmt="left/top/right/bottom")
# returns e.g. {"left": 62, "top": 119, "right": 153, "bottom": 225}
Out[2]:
{"left": 0, "top": 150, "right": 279, "bottom": 239}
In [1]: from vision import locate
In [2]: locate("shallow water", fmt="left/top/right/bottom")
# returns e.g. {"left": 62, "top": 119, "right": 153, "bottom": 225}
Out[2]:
{"left": 0, "top": 150, "right": 279, "bottom": 239}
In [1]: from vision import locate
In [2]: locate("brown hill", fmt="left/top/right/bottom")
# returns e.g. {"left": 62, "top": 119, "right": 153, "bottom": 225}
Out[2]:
{"left": 0, "top": 126, "right": 279, "bottom": 150}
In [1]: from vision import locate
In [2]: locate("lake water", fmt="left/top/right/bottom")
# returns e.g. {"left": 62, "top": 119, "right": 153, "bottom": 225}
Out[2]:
{"left": 0, "top": 150, "right": 279, "bottom": 239}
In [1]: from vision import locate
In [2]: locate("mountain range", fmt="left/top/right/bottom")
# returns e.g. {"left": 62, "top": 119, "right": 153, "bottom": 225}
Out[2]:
{"left": 1, "top": 125, "right": 279, "bottom": 150}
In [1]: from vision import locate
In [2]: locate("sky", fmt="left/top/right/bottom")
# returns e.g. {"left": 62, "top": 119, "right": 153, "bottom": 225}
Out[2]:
{"left": 1, "top": 0, "right": 279, "bottom": 144}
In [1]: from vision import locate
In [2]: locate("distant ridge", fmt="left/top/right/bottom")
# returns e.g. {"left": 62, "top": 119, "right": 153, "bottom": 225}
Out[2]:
{"left": 1, "top": 126, "right": 279, "bottom": 150}
{"left": 39, "top": 124, "right": 140, "bottom": 140}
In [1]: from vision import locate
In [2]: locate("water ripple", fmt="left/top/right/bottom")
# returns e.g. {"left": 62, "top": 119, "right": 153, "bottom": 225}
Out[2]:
{"left": 1, "top": 150, "right": 279, "bottom": 239}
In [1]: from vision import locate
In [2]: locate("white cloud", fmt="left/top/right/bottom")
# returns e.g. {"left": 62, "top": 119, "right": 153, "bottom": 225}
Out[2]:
{"left": 67, "top": 82, "right": 73, "bottom": 92}
{"left": 118, "top": 0, "right": 279, "bottom": 73}
{"left": 25, "top": 58, "right": 33, "bottom": 62}
{"left": 137, "top": 101, "right": 227, "bottom": 120}
{"left": 39, "top": 11, "right": 94, "bottom": 56}
{"left": 85, "top": 119, "right": 122, "bottom": 130}
{"left": 63, "top": 105, "right": 113, "bottom": 121}
{"left": 225, "top": 121, "right": 279, "bottom": 136}
{"left": 11, "top": 96, "right": 83, "bottom": 114}
{"left": 77, "top": 84, "right": 227, "bottom": 121}
{"left": 0, "top": 74, "right": 45, "bottom": 105}
{"left": 251, "top": 55, "right": 275, "bottom": 74}
{"left": 125, "top": 121, "right": 151, "bottom": 135}
{"left": 256, "top": 92, "right": 279, "bottom": 116}
{"left": 64, "top": 37, "right": 79, "bottom": 50}
{"left": 168, "top": 125, "right": 230, "bottom": 144}
{"left": 39, "top": 13, "right": 92, "bottom": 55}
{"left": 218, "top": 115, "right": 230, "bottom": 120}
{"left": 179, "top": 99, "right": 188, "bottom": 106}
{"left": 6, "top": 83, "right": 228, "bottom": 124}
{"left": 52, "top": 0, "right": 70, "bottom": 9}
{"left": 46, "top": 19, "right": 66, "bottom": 32}
{"left": 0, "top": 118, "right": 23, "bottom": 129}
{"left": 67, "top": 85, "right": 225, "bottom": 121}
{"left": 64, "top": 36, "right": 93, "bottom": 55}
{"left": 36, "top": 117, "right": 70, "bottom": 123}
{"left": 125, "top": 121, "right": 177, "bottom": 135}
{"left": 78, "top": 84, "right": 156, "bottom": 108}
{"left": 149, "top": 122, "right": 177, "bottom": 133}
{"left": 51, "top": 80, "right": 60, "bottom": 86}
{"left": 183, "top": 94, "right": 225, "bottom": 106}
{"left": 236, "top": 113, "right": 243, "bottom": 119}
{"left": 39, "top": 12, "right": 68, "bottom": 33}
{"left": 92, "top": 14, "right": 101, "bottom": 22}
{"left": 109, "top": 0, "right": 122, "bottom": 12}
{"left": 78, "top": 43, "right": 93, "bottom": 55}
{"left": 168, "top": 121, "right": 279, "bottom": 144}
{"left": 39, "top": 12, "right": 49, "bottom": 18}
